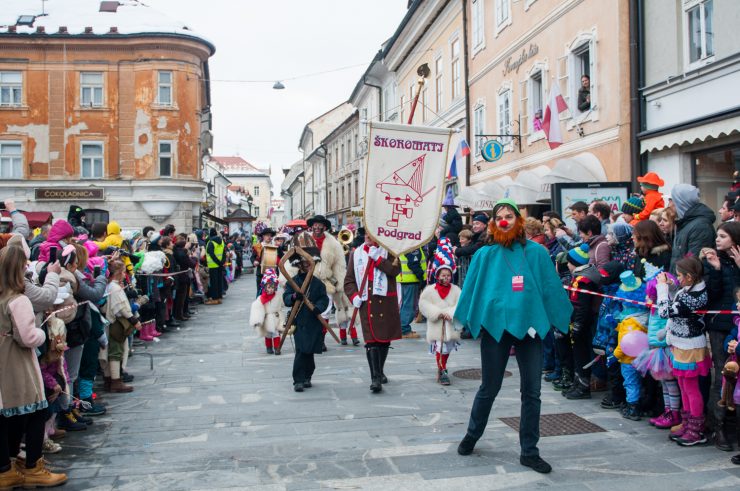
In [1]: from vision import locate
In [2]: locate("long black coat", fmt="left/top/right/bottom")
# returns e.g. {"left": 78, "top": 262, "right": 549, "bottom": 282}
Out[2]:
{"left": 703, "top": 254, "right": 740, "bottom": 333}
{"left": 283, "top": 274, "right": 329, "bottom": 354}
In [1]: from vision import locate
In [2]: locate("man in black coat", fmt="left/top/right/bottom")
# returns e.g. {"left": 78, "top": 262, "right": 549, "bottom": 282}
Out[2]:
{"left": 283, "top": 252, "right": 329, "bottom": 392}
{"left": 454, "top": 214, "right": 488, "bottom": 259}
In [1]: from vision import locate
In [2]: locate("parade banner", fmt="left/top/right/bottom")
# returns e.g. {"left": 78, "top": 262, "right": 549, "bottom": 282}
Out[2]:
{"left": 364, "top": 122, "right": 453, "bottom": 256}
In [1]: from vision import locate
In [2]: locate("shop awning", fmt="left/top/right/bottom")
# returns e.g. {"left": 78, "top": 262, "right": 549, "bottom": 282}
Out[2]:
{"left": 1, "top": 211, "right": 54, "bottom": 228}
{"left": 640, "top": 115, "right": 740, "bottom": 154}
{"left": 455, "top": 176, "right": 514, "bottom": 211}
{"left": 536, "top": 153, "right": 608, "bottom": 202}
{"left": 503, "top": 166, "right": 550, "bottom": 205}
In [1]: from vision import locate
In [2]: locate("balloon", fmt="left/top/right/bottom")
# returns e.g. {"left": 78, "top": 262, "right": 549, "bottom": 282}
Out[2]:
{"left": 621, "top": 330, "right": 648, "bottom": 357}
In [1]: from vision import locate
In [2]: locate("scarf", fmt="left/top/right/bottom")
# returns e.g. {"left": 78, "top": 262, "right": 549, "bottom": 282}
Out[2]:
{"left": 314, "top": 234, "right": 326, "bottom": 251}
{"left": 435, "top": 282, "right": 451, "bottom": 299}
{"left": 260, "top": 291, "right": 276, "bottom": 305}
{"left": 487, "top": 216, "right": 526, "bottom": 248}
{"left": 353, "top": 245, "right": 388, "bottom": 300}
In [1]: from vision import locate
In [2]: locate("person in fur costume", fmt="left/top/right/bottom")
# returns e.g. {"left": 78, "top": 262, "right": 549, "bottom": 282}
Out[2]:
{"left": 418, "top": 243, "right": 461, "bottom": 386}
{"left": 249, "top": 269, "right": 285, "bottom": 354}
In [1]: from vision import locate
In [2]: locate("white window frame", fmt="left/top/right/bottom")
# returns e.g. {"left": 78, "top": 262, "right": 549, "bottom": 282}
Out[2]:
{"left": 0, "top": 141, "right": 23, "bottom": 178}
{"left": 435, "top": 55, "right": 443, "bottom": 112}
{"left": 473, "top": 102, "right": 486, "bottom": 161}
{"left": 254, "top": 206, "right": 260, "bottom": 217}
{"left": 683, "top": 0, "right": 715, "bottom": 70}
{"left": 495, "top": 0, "right": 512, "bottom": 35}
{"left": 421, "top": 88, "right": 428, "bottom": 122}
{"left": 80, "top": 72, "right": 104, "bottom": 108}
{"left": 0, "top": 72, "right": 22, "bottom": 107}
{"left": 566, "top": 30, "right": 599, "bottom": 125}
{"left": 158, "top": 140, "right": 174, "bottom": 177}
{"left": 451, "top": 37, "right": 461, "bottom": 100}
{"left": 157, "top": 70, "right": 173, "bottom": 106}
{"left": 497, "top": 86, "right": 512, "bottom": 151}
{"left": 80, "top": 141, "right": 104, "bottom": 179}
{"left": 471, "top": 0, "right": 485, "bottom": 54}
{"left": 524, "top": 63, "right": 547, "bottom": 139}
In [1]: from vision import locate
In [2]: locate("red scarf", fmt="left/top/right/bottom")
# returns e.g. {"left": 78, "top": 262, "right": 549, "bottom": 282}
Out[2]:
{"left": 314, "top": 234, "right": 325, "bottom": 251}
{"left": 435, "top": 282, "right": 451, "bottom": 299}
{"left": 260, "top": 291, "right": 276, "bottom": 305}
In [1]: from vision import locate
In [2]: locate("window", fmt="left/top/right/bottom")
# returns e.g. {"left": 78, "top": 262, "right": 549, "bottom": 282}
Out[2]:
{"left": 473, "top": 104, "right": 485, "bottom": 158}
{"left": 341, "top": 143, "right": 345, "bottom": 165}
{"left": 347, "top": 181, "right": 352, "bottom": 207}
{"left": 80, "top": 72, "right": 104, "bottom": 107}
{"left": 335, "top": 147, "right": 339, "bottom": 171}
{"left": 329, "top": 190, "right": 333, "bottom": 211}
{"left": 159, "top": 141, "right": 173, "bottom": 177}
{"left": 360, "top": 108, "right": 368, "bottom": 135}
{"left": 451, "top": 39, "right": 461, "bottom": 99}
{"left": 354, "top": 177, "right": 359, "bottom": 205}
{"left": 254, "top": 186, "right": 259, "bottom": 197}
{"left": 496, "top": 0, "right": 511, "bottom": 28}
{"left": 571, "top": 40, "right": 594, "bottom": 114}
{"left": 529, "top": 70, "right": 544, "bottom": 133}
{"left": 348, "top": 136, "right": 353, "bottom": 160}
{"left": 254, "top": 206, "right": 260, "bottom": 217}
{"left": 472, "top": 0, "right": 485, "bottom": 50}
{"left": 0, "top": 142, "right": 22, "bottom": 178}
{"left": 435, "top": 57, "right": 443, "bottom": 112}
{"left": 686, "top": 0, "right": 714, "bottom": 65}
{"left": 341, "top": 185, "right": 345, "bottom": 208}
{"left": 497, "top": 89, "right": 511, "bottom": 146}
{"left": 0, "top": 72, "right": 22, "bottom": 106}
{"left": 80, "top": 142, "right": 104, "bottom": 178}
{"left": 354, "top": 134, "right": 358, "bottom": 159}
{"left": 157, "top": 71, "right": 173, "bottom": 105}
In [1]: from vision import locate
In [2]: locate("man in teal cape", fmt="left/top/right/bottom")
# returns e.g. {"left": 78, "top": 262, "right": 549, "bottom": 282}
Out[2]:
{"left": 455, "top": 198, "right": 573, "bottom": 474}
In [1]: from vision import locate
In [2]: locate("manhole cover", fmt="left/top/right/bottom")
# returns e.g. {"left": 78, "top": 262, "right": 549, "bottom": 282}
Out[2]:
{"left": 499, "top": 412, "right": 606, "bottom": 437}
{"left": 452, "top": 369, "right": 511, "bottom": 380}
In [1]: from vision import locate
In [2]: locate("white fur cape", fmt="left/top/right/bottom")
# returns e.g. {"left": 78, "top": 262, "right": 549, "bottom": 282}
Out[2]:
{"left": 418, "top": 284, "right": 462, "bottom": 344}
{"left": 249, "top": 294, "right": 286, "bottom": 337}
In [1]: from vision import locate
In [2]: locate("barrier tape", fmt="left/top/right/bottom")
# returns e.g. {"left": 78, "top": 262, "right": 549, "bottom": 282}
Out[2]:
{"left": 562, "top": 285, "right": 740, "bottom": 315}
{"left": 133, "top": 268, "right": 193, "bottom": 278}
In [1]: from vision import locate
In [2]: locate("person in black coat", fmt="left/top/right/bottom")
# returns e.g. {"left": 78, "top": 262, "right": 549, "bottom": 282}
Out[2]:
{"left": 283, "top": 252, "right": 329, "bottom": 392}
{"left": 632, "top": 220, "right": 672, "bottom": 279}
{"left": 173, "top": 234, "right": 194, "bottom": 321}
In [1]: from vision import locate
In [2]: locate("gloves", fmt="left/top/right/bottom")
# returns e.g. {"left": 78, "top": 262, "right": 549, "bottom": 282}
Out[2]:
{"left": 293, "top": 290, "right": 305, "bottom": 301}
{"left": 368, "top": 246, "right": 382, "bottom": 261}
{"left": 352, "top": 295, "right": 363, "bottom": 309}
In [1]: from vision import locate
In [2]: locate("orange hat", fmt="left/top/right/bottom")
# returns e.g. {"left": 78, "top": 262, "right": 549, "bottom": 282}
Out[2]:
{"left": 637, "top": 172, "right": 664, "bottom": 188}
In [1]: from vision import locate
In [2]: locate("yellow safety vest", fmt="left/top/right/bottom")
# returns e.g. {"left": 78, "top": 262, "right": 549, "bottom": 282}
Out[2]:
{"left": 206, "top": 240, "right": 225, "bottom": 269}
{"left": 397, "top": 250, "right": 426, "bottom": 283}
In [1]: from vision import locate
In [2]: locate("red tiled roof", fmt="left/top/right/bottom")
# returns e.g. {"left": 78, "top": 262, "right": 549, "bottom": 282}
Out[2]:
{"left": 211, "top": 156, "right": 269, "bottom": 175}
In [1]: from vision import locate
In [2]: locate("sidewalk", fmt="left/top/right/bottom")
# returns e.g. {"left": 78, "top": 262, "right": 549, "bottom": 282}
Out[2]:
{"left": 51, "top": 275, "right": 740, "bottom": 490}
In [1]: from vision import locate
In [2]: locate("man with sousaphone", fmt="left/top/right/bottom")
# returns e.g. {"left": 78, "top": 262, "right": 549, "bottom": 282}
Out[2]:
{"left": 252, "top": 228, "right": 277, "bottom": 296}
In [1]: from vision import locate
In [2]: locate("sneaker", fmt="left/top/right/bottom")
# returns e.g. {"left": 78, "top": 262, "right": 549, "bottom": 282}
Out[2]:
{"left": 42, "top": 439, "right": 62, "bottom": 454}
{"left": 57, "top": 412, "right": 87, "bottom": 432}
{"left": 543, "top": 371, "right": 561, "bottom": 383}
{"left": 600, "top": 396, "right": 625, "bottom": 410}
{"left": 72, "top": 408, "right": 93, "bottom": 425}
{"left": 80, "top": 400, "right": 107, "bottom": 417}
{"left": 439, "top": 370, "right": 451, "bottom": 386}
{"left": 293, "top": 383, "right": 304, "bottom": 392}
{"left": 121, "top": 371, "right": 134, "bottom": 383}
{"left": 19, "top": 460, "right": 67, "bottom": 488}
{"left": 622, "top": 403, "right": 641, "bottom": 421}
{"left": 341, "top": 338, "right": 348, "bottom": 346}
{"left": 520, "top": 455, "right": 552, "bottom": 474}
{"left": 402, "top": 331, "right": 420, "bottom": 339}
{"left": 457, "top": 434, "right": 477, "bottom": 455}
{"left": 303, "top": 379, "right": 312, "bottom": 389}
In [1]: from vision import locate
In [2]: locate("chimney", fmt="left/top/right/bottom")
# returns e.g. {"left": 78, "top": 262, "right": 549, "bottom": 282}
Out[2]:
{"left": 36, "top": 26, "right": 45, "bottom": 33}
{"left": 58, "top": 26, "right": 68, "bottom": 34}
{"left": 109, "top": 26, "right": 119, "bottom": 34}
{"left": 8, "top": 26, "right": 16, "bottom": 33}
{"left": 84, "top": 26, "right": 93, "bottom": 34}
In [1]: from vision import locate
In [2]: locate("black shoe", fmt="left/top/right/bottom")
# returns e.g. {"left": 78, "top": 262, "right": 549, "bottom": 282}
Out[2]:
{"left": 381, "top": 373, "right": 388, "bottom": 384}
{"left": 622, "top": 403, "right": 641, "bottom": 421}
{"left": 293, "top": 383, "right": 304, "bottom": 392}
{"left": 341, "top": 339, "right": 348, "bottom": 346}
{"left": 122, "top": 371, "right": 134, "bottom": 383}
{"left": 266, "top": 347, "right": 274, "bottom": 355}
{"left": 457, "top": 434, "right": 477, "bottom": 455}
{"left": 552, "top": 371, "right": 573, "bottom": 392}
{"left": 303, "top": 379, "right": 312, "bottom": 389}
{"left": 564, "top": 382, "right": 591, "bottom": 400}
{"left": 322, "top": 342, "right": 327, "bottom": 352}
{"left": 731, "top": 453, "right": 740, "bottom": 465}
{"left": 460, "top": 330, "right": 472, "bottom": 340}
{"left": 520, "top": 455, "right": 552, "bottom": 474}
{"left": 168, "top": 321, "right": 181, "bottom": 328}
{"left": 600, "top": 396, "right": 625, "bottom": 410}
{"left": 352, "top": 338, "right": 361, "bottom": 346}
{"left": 714, "top": 427, "right": 734, "bottom": 452}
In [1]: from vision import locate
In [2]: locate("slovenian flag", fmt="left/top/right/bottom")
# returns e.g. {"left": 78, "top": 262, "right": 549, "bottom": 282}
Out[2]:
{"left": 448, "top": 139, "right": 470, "bottom": 179}
{"left": 542, "top": 82, "right": 569, "bottom": 150}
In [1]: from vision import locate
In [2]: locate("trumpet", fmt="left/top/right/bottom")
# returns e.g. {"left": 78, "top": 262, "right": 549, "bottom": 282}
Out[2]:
{"left": 338, "top": 227, "right": 354, "bottom": 255}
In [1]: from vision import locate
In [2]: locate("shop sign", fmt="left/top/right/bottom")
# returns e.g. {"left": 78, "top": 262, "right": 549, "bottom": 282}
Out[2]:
{"left": 502, "top": 44, "right": 540, "bottom": 76}
{"left": 482, "top": 140, "right": 504, "bottom": 162}
{"left": 551, "top": 182, "right": 631, "bottom": 231}
{"left": 35, "top": 188, "right": 105, "bottom": 201}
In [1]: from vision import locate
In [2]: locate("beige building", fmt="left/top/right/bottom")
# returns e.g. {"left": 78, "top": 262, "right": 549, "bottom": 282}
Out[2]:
{"left": 466, "top": 0, "right": 633, "bottom": 211}
{"left": 212, "top": 156, "right": 272, "bottom": 222}
{"left": 324, "top": 111, "right": 361, "bottom": 227}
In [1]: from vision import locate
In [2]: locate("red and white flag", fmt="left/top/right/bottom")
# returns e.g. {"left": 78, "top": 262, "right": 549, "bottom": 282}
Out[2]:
{"left": 542, "top": 82, "right": 569, "bottom": 150}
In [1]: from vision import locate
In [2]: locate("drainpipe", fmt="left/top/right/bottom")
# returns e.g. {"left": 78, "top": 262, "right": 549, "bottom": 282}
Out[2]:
{"left": 461, "top": 0, "right": 472, "bottom": 187}
{"left": 363, "top": 76, "right": 383, "bottom": 122}
{"left": 628, "top": 0, "right": 644, "bottom": 188}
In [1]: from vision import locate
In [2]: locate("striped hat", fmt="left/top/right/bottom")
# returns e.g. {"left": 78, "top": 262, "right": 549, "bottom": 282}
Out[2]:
{"left": 261, "top": 268, "right": 278, "bottom": 287}
{"left": 567, "top": 243, "right": 590, "bottom": 266}
{"left": 621, "top": 196, "right": 645, "bottom": 215}
{"left": 432, "top": 237, "right": 456, "bottom": 275}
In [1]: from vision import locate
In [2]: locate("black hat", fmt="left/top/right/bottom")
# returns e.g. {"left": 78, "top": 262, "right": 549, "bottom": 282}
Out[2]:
{"left": 472, "top": 213, "right": 489, "bottom": 224}
{"left": 258, "top": 228, "right": 276, "bottom": 238}
{"left": 209, "top": 228, "right": 217, "bottom": 237}
{"left": 598, "top": 261, "right": 626, "bottom": 285}
{"left": 732, "top": 201, "right": 740, "bottom": 213}
{"left": 307, "top": 215, "right": 332, "bottom": 229}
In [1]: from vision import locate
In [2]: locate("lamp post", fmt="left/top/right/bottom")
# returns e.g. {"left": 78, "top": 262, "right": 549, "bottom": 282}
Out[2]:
{"left": 247, "top": 195, "right": 254, "bottom": 216}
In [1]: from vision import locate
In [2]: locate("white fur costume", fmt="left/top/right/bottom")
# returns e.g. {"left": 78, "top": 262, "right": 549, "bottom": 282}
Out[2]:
{"left": 249, "top": 294, "right": 286, "bottom": 337}
{"left": 418, "top": 283, "right": 462, "bottom": 349}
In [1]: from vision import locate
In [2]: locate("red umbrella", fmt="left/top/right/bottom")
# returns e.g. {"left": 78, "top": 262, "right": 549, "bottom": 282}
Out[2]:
{"left": 286, "top": 219, "right": 307, "bottom": 228}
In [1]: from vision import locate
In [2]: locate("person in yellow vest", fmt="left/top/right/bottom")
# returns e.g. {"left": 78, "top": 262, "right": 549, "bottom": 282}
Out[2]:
{"left": 205, "top": 228, "right": 225, "bottom": 305}
{"left": 397, "top": 248, "right": 426, "bottom": 339}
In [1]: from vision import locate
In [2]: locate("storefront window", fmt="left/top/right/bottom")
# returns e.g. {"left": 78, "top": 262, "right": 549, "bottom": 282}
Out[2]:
{"left": 694, "top": 145, "right": 740, "bottom": 224}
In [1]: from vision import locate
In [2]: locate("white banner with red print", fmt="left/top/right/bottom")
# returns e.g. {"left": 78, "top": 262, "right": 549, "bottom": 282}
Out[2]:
{"left": 364, "top": 122, "right": 453, "bottom": 256}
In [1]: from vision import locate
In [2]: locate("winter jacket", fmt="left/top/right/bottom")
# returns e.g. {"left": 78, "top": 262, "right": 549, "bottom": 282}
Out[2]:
{"left": 703, "top": 254, "right": 740, "bottom": 333}
{"left": 657, "top": 281, "right": 709, "bottom": 350}
{"left": 24, "top": 270, "right": 59, "bottom": 321}
{"left": 0, "top": 210, "right": 30, "bottom": 247}
{"left": 283, "top": 274, "right": 329, "bottom": 354}
{"left": 614, "top": 316, "right": 648, "bottom": 364}
{"left": 568, "top": 264, "right": 603, "bottom": 335}
{"left": 587, "top": 234, "right": 611, "bottom": 268}
{"left": 95, "top": 222, "right": 133, "bottom": 274}
{"left": 631, "top": 189, "right": 665, "bottom": 225}
{"left": 442, "top": 207, "right": 463, "bottom": 234}
{"left": 454, "top": 230, "right": 485, "bottom": 258}
{"left": 249, "top": 293, "right": 286, "bottom": 337}
{"left": 37, "top": 220, "right": 74, "bottom": 262}
{"left": 633, "top": 244, "right": 672, "bottom": 279}
{"left": 670, "top": 203, "right": 716, "bottom": 273}
{"left": 546, "top": 237, "right": 563, "bottom": 264}
{"left": 419, "top": 283, "right": 462, "bottom": 344}
{"left": 610, "top": 239, "right": 636, "bottom": 271}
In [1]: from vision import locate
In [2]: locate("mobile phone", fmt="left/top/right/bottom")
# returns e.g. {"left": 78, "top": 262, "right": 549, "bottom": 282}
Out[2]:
{"left": 49, "top": 247, "right": 57, "bottom": 263}
{"left": 0, "top": 201, "right": 5, "bottom": 210}
{"left": 94, "top": 266, "right": 101, "bottom": 277}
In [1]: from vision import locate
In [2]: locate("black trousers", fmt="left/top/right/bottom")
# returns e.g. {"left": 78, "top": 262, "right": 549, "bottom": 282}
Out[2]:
{"left": 174, "top": 276, "right": 189, "bottom": 320}
{"left": 292, "top": 351, "right": 315, "bottom": 384}
{"left": 0, "top": 408, "right": 47, "bottom": 470}
{"left": 571, "top": 325, "right": 594, "bottom": 382}
{"left": 208, "top": 267, "right": 224, "bottom": 300}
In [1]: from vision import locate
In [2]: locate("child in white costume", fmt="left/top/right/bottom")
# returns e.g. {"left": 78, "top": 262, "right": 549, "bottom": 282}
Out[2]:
{"left": 418, "top": 242, "right": 461, "bottom": 385}
{"left": 250, "top": 269, "right": 286, "bottom": 354}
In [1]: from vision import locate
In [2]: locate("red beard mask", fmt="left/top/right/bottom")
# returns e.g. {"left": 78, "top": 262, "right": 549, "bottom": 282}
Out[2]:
{"left": 487, "top": 216, "right": 525, "bottom": 248}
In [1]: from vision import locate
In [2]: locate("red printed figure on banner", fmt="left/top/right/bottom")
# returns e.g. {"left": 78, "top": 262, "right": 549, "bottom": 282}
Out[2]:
{"left": 376, "top": 154, "right": 436, "bottom": 228}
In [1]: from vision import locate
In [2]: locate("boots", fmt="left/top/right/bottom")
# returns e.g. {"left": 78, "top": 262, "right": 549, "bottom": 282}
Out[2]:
{"left": 273, "top": 338, "right": 281, "bottom": 356}
{"left": 713, "top": 417, "right": 734, "bottom": 452}
{"left": 103, "top": 376, "right": 112, "bottom": 392}
{"left": 366, "top": 347, "right": 382, "bottom": 393}
{"left": 139, "top": 322, "right": 154, "bottom": 342}
{"left": 669, "top": 411, "right": 691, "bottom": 441}
{"left": 676, "top": 416, "right": 708, "bottom": 446}
{"left": 378, "top": 344, "right": 389, "bottom": 384}
{"left": 0, "top": 461, "right": 24, "bottom": 489}
{"left": 19, "top": 460, "right": 67, "bottom": 488}
{"left": 652, "top": 409, "right": 680, "bottom": 429}
{"left": 265, "top": 337, "right": 274, "bottom": 355}
{"left": 622, "top": 403, "right": 641, "bottom": 421}
{"left": 109, "top": 361, "right": 133, "bottom": 393}
{"left": 564, "top": 376, "right": 591, "bottom": 400}
{"left": 552, "top": 368, "right": 573, "bottom": 392}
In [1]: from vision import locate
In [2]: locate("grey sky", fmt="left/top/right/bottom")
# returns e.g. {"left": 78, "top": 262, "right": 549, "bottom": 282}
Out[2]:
{"left": 145, "top": 0, "right": 409, "bottom": 193}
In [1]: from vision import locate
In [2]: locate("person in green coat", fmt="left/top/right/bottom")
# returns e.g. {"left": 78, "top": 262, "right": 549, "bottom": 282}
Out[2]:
{"left": 455, "top": 199, "right": 573, "bottom": 474}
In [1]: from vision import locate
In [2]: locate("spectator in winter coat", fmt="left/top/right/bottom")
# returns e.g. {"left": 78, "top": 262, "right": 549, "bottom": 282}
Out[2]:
{"left": 669, "top": 184, "right": 717, "bottom": 273}
{"left": 38, "top": 221, "right": 75, "bottom": 264}
{"left": 632, "top": 219, "right": 672, "bottom": 279}
{"left": 578, "top": 215, "right": 611, "bottom": 267}
{"left": 454, "top": 214, "right": 488, "bottom": 259}
{"left": 0, "top": 200, "right": 30, "bottom": 249}
{"left": 589, "top": 201, "right": 612, "bottom": 235}
{"left": 524, "top": 217, "right": 547, "bottom": 247}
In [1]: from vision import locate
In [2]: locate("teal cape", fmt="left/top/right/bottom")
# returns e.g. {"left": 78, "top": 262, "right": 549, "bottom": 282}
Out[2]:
{"left": 454, "top": 240, "right": 573, "bottom": 341}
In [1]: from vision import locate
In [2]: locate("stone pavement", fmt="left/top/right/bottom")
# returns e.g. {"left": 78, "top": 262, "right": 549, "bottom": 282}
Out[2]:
{"left": 52, "top": 275, "right": 740, "bottom": 490}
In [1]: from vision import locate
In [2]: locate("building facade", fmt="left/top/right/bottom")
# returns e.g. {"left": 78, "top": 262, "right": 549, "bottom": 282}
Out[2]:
{"left": 280, "top": 159, "right": 303, "bottom": 222}
{"left": 201, "top": 158, "right": 230, "bottom": 229}
{"left": 324, "top": 111, "right": 362, "bottom": 227}
{"left": 0, "top": 0, "right": 215, "bottom": 230}
{"left": 639, "top": 0, "right": 740, "bottom": 218}
{"left": 213, "top": 156, "right": 273, "bottom": 222}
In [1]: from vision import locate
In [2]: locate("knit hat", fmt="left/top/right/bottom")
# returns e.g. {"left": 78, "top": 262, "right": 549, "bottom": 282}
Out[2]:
{"left": 598, "top": 261, "right": 626, "bottom": 285}
{"left": 670, "top": 184, "right": 700, "bottom": 219}
{"left": 621, "top": 196, "right": 645, "bottom": 215}
{"left": 261, "top": 268, "right": 278, "bottom": 287}
{"left": 432, "top": 237, "right": 456, "bottom": 275}
{"left": 637, "top": 172, "right": 664, "bottom": 190}
{"left": 472, "top": 213, "right": 489, "bottom": 224}
{"left": 209, "top": 228, "right": 217, "bottom": 237}
{"left": 567, "top": 243, "right": 590, "bottom": 266}
{"left": 609, "top": 222, "right": 633, "bottom": 245}
{"left": 492, "top": 198, "right": 521, "bottom": 217}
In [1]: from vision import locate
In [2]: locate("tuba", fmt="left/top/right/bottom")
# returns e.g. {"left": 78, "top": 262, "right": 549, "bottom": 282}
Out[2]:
{"left": 338, "top": 227, "right": 354, "bottom": 255}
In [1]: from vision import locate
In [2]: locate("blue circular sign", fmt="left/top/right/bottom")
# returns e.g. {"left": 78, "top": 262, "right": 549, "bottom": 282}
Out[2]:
{"left": 482, "top": 140, "right": 504, "bottom": 162}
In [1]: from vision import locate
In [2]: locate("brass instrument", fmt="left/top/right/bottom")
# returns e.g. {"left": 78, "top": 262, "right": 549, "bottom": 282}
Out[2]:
{"left": 338, "top": 228, "right": 354, "bottom": 255}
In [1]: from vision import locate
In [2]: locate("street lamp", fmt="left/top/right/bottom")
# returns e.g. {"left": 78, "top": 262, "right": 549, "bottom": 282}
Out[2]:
{"left": 247, "top": 195, "right": 254, "bottom": 216}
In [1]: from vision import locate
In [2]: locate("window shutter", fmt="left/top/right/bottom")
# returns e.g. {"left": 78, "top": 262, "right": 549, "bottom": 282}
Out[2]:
{"left": 557, "top": 54, "right": 570, "bottom": 120}
{"left": 519, "top": 79, "right": 529, "bottom": 135}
